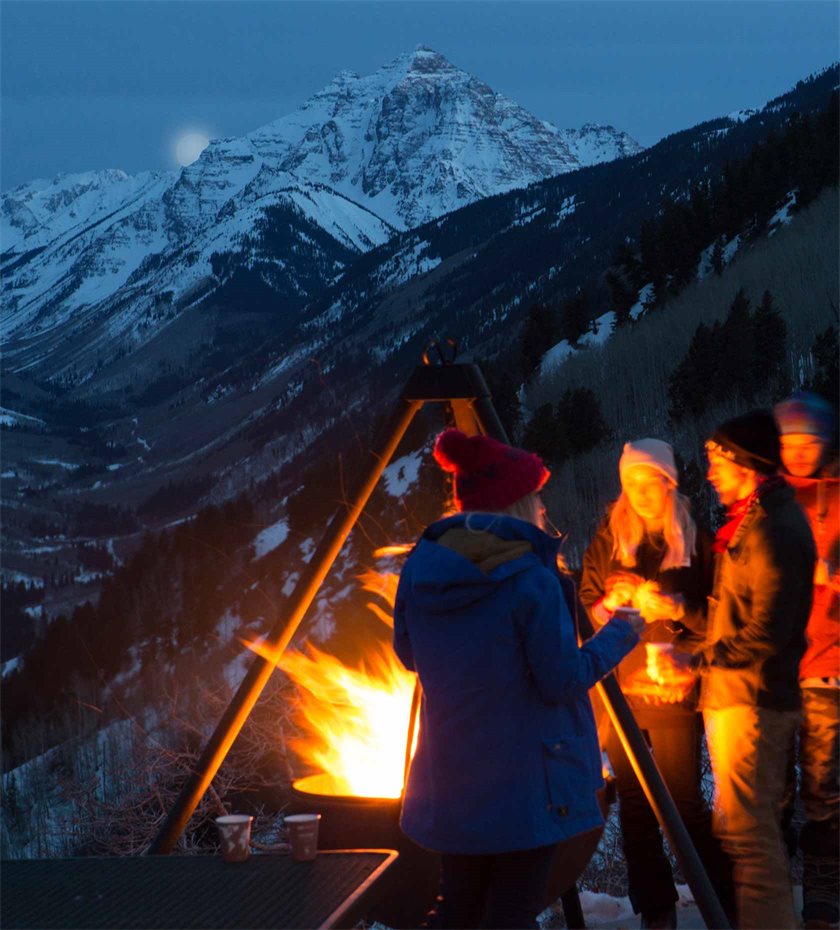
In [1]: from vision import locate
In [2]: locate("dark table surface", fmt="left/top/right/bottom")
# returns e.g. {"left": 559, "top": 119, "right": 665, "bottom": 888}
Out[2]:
{"left": 1, "top": 849, "right": 398, "bottom": 930}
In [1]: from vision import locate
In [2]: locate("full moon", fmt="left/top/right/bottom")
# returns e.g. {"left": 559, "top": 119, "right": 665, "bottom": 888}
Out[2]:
{"left": 175, "top": 132, "right": 209, "bottom": 167}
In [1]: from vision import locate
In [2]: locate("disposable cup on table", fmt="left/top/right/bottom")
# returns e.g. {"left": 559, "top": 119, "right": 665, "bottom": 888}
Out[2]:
{"left": 215, "top": 814, "right": 253, "bottom": 863}
{"left": 285, "top": 813, "right": 322, "bottom": 861}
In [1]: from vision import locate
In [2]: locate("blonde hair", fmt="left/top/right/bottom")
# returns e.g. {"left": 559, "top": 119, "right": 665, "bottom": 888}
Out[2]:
{"left": 501, "top": 492, "right": 545, "bottom": 530}
{"left": 608, "top": 485, "right": 697, "bottom": 571}
{"left": 461, "top": 493, "right": 570, "bottom": 572}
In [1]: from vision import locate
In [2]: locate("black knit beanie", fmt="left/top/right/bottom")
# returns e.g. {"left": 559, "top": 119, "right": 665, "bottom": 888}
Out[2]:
{"left": 709, "top": 410, "right": 781, "bottom": 475}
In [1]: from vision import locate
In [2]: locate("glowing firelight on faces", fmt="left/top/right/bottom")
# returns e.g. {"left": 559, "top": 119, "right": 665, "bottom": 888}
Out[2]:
{"left": 175, "top": 131, "right": 210, "bottom": 167}
{"left": 242, "top": 568, "right": 417, "bottom": 799}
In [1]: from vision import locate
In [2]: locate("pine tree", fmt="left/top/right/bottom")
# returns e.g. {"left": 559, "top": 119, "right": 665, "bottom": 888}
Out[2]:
{"left": 605, "top": 269, "right": 637, "bottom": 329}
{"left": 481, "top": 360, "right": 522, "bottom": 439}
{"left": 807, "top": 325, "right": 840, "bottom": 407}
{"left": 715, "top": 289, "right": 753, "bottom": 403}
{"left": 711, "top": 237, "right": 726, "bottom": 276}
{"left": 3, "top": 771, "right": 24, "bottom": 837}
{"left": 556, "top": 388, "right": 610, "bottom": 455}
{"left": 668, "top": 321, "right": 719, "bottom": 421}
{"left": 520, "top": 304, "right": 560, "bottom": 379}
{"left": 523, "top": 403, "right": 566, "bottom": 463}
{"left": 559, "top": 292, "right": 591, "bottom": 344}
{"left": 523, "top": 390, "right": 610, "bottom": 464}
{"left": 751, "top": 290, "right": 789, "bottom": 397}
{"left": 689, "top": 181, "right": 712, "bottom": 250}
{"left": 639, "top": 217, "right": 664, "bottom": 293}
{"left": 659, "top": 198, "right": 697, "bottom": 293}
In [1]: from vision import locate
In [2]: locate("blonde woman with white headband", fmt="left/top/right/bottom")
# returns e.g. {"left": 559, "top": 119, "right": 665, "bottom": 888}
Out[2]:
{"left": 579, "top": 439, "right": 734, "bottom": 930}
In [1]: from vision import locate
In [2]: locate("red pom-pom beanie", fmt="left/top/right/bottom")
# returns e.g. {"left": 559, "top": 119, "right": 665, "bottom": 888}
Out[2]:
{"left": 433, "top": 428, "right": 551, "bottom": 512}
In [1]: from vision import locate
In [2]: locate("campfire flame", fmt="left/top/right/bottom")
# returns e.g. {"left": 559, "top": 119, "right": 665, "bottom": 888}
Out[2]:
{"left": 281, "top": 641, "right": 416, "bottom": 798}
{"left": 242, "top": 569, "right": 417, "bottom": 799}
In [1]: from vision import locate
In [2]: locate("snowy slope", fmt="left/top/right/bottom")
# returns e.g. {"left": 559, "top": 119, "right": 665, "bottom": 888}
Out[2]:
{"left": 1, "top": 169, "right": 172, "bottom": 253}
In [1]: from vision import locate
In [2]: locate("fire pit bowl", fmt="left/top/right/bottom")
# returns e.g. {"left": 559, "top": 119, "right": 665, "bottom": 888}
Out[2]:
{"left": 290, "top": 774, "right": 439, "bottom": 928}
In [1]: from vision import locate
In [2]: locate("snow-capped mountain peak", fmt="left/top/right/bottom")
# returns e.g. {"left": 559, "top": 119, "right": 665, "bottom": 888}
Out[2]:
{"left": 1, "top": 47, "right": 641, "bottom": 356}
{"left": 242, "top": 45, "right": 642, "bottom": 229}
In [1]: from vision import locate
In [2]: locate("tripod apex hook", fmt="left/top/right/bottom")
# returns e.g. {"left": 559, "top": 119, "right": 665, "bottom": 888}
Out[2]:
{"left": 422, "top": 338, "right": 458, "bottom": 367}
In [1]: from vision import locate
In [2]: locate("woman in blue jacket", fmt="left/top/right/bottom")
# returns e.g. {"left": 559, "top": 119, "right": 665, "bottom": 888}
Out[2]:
{"left": 394, "top": 429, "right": 643, "bottom": 929}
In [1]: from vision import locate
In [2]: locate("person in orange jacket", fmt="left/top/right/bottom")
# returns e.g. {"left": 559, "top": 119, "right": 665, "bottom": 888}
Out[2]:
{"left": 775, "top": 391, "right": 839, "bottom": 930}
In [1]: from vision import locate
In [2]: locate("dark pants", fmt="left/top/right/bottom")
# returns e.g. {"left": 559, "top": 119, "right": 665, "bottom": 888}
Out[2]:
{"left": 434, "top": 843, "right": 557, "bottom": 929}
{"left": 606, "top": 714, "right": 735, "bottom": 920}
{"left": 799, "top": 687, "right": 840, "bottom": 924}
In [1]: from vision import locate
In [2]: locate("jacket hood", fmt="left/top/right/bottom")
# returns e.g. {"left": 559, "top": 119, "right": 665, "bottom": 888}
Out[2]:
{"left": 405, "top": 513, "right": 562, "bottom": 614}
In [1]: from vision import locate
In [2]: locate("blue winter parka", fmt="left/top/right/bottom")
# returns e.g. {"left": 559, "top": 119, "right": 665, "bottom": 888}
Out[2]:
{"left": 393, "top": 512, "right": 639, "bottom": 855}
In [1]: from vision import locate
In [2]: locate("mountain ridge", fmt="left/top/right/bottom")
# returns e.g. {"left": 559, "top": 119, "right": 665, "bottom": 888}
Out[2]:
{"left": 1, "top": 46, "right": 640, "bottom": 356}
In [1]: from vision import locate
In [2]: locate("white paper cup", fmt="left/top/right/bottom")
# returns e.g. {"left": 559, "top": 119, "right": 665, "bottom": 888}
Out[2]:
{"left": 613, "top": 606, "right": 642, "bottom": 625}
{"left": 285, "top": 813, "right": 321, "bottom": 862}
{"left": 215, "top": 814, "right": 253, "bottom": 863}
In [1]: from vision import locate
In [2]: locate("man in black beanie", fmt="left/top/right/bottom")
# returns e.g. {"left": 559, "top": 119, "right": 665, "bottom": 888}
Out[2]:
{"left": 701, "top": 410, "right": 816, "bottom": 929}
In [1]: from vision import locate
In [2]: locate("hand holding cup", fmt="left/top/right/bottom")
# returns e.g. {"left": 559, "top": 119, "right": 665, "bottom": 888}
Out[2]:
{"left": 634, "top": 582, "right": 684, "bottom": 623}
{"left": 613, "top": 605, "right": 645, "bottom": 635}
{"left": 603, "top": 572, "right": 643, "bottom": 613}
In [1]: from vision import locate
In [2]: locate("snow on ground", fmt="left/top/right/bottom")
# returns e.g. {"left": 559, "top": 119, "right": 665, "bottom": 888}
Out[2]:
{"left": 539, "top": 339, "right": 574, "bottom": 377}
{"left": 0, "top": 571, "right": 44, "bottom": 587}
{"left": 510, "top": 206, "right": 546, "bottom": 229}
{"left": 107, "top": 647, "right": 144, "bottom": 690}
{"left": 253, "top": 518, "right": 290, "bottom": 559}
{"left": 75, "top": 571, "right": 102, "bottom": 584}
{"left": 282, "top": 572, "right": 300, "bottom": 597}
{"left": 68, "top": 225, "right": 168, "bottom": 307}
{"left": 768, "top": 191, "right": 797, "bottom": 234}
{"left": 222, "top": 621, "right": 255, "bottom": 691}
{"left": 723, "top": 235, "right": 741, "bottom": 265}
{"left": 2, "top": 716, "right": 142, "bottom": 858}
{"left": 285, "top": 185, "right": 394, "bottom": 252}
{"left": 0, "top": 407, "right": 46, "bottom": 427}
{"left": 727, "top": 107, "right": 758, "bottom": 123}
{"left": 539, "top": 311, "right": 617, "bottom": 378}
{"left": 570, "top": 884, "right": 803, "bottom": 929}
{"left": 374, "top": 237, "right": 441, "bottom": 290}
{"left": 2, "top": 656, "right": 21, "bottom": 678}
{"left": 299, "top": 538, "right": 315, "bottom": 564}
{"left": 549, "top": 195, "right": 578, "bottom": 229}
{"left": 629, "top": 283, "right": 654, "bottom": 321}
{"left": 32, "top": 459, "right": 79, "bottom": 469}
{"left": 696, "top": 243, "right": 716, "bottom": 281}
{"left": 567, "top": 884, "right": 691, "bottom": 929}
{"left": 382, "top": 451, "right": 422, "bottom": 497}
{"left": 578, "top": 312, "right": 616, "bottom": 348}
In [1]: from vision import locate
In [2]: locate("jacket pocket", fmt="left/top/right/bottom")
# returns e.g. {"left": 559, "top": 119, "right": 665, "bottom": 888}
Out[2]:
{"left": 541, "top": 737, "right": 596, "bottom": 818}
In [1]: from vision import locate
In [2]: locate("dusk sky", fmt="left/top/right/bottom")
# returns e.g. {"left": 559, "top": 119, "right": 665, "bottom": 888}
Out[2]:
{"left": 2, "top": 1, "right": 838, "bottom": 192}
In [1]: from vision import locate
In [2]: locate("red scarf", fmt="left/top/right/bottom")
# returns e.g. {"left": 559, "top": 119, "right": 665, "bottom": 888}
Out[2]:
{"left": 712, "top": 475, "right": 787, "bottom": 553}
